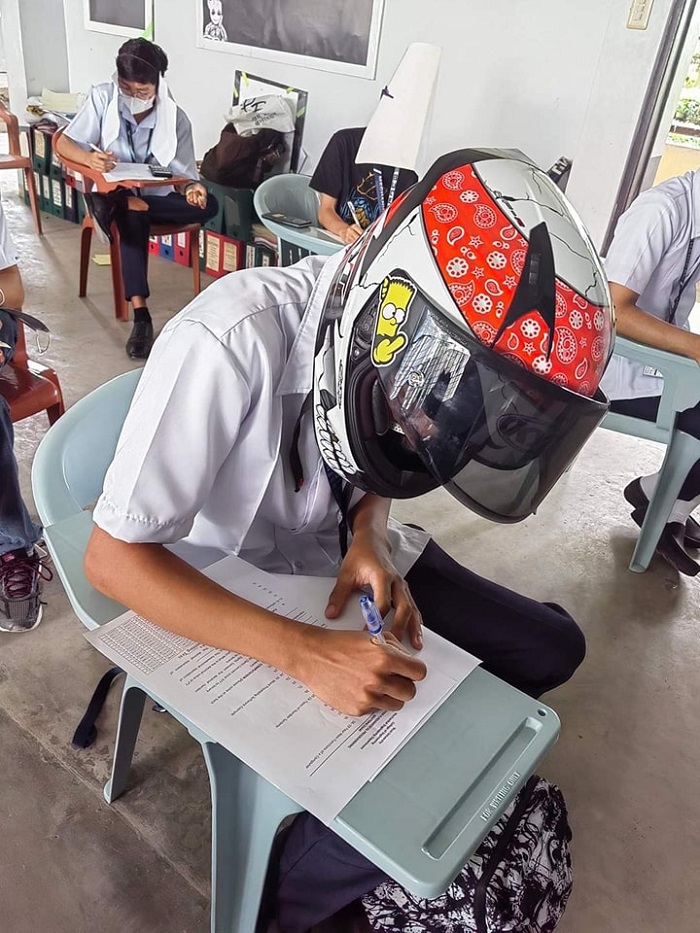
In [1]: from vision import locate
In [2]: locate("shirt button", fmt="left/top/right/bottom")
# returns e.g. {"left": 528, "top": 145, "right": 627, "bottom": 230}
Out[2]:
{"left": 293, "top": 561, "right": 303, "bottom": 571}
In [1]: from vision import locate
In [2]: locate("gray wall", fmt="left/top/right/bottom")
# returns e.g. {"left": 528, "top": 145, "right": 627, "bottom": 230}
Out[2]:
{"left": 19, "top": 0, "right": 69, "bottom": 95}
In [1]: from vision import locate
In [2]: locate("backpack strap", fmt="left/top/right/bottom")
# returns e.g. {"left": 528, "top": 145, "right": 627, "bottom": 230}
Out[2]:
{"left": 473, "top": 775, "right": 539, "bottom": 933}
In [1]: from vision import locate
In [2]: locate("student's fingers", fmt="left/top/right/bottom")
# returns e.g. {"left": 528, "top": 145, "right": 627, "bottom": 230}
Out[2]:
{"left": 382, "top": 637, "right": 427, "bottom": 681}
{"left": 378, "top": 673, "right": 419, "bottom": 703}
{"left": 389, "top": 580, "right": 423, "bottom": 649}
{"left": 325, "top": 572, "right": 354, "bottom": 618}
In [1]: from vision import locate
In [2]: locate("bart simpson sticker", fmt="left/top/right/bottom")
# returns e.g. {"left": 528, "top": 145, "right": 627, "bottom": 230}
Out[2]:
{"left": 372, "top": 276, "right": 416, "bottom": 366}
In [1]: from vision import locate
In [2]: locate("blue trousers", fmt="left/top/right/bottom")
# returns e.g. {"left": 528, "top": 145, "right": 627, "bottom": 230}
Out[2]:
{"left": 266, "top": 539, "right": 586, "bottom": 932}
{"left": 117, "top": 192, "right": 218, "bottom": 301}
{"left": 0, "top": 310, "right": 41, "bottom": 556}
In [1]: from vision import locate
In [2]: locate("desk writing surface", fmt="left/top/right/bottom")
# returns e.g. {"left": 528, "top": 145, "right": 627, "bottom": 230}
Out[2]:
{"left": 333, "top": 667, "right": 560, "bottom": 897}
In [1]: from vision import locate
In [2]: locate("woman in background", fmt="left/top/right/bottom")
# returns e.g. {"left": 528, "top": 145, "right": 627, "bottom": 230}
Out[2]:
{"left": 56, "top": 38, "right": 217, "bottom": 359}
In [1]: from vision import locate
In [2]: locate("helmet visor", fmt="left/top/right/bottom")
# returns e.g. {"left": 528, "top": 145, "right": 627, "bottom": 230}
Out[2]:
{"left": 374, "top": 288, "right": 609, "bottom": 521}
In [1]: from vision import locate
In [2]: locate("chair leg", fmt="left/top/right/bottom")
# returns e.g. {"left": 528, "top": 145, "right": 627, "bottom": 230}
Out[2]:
{"left": 79, "top": 222, "right": 93, "bottom": 297}
{"left": 191, "top": 231, "right": 201, "bottom": 295}
{"left": 24, "top": 167, "right": 42, "bottom": 236}
{"left": 109, "top": 231, "right": 129, "bottom": 322}
{"left": 201, "top": 741, "right": 302, "bottom": 933}
{"left": 630, "top": 430, "right": 700, "bottom": 572}
{"left": 46, "top": 399, "right": 65, "bottom": 425}
{"left": 103, "top": 675, "right": 148, "bottom": 803}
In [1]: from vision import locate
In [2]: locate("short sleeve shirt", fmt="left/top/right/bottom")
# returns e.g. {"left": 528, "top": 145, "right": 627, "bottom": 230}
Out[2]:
{"left": 92, "top": 255, "right": 428, "bottom": 577}
{"left": 65, "top": 83, "right": 198, "bottom": 196}
{"left": 600, "top": 170, "right": 700, "bottom": 400}
{"left": 0, "top": 202, "right": 19, "bottom": 271}
{"left": 310, "top": 127, "right": 418, "bottom": 229}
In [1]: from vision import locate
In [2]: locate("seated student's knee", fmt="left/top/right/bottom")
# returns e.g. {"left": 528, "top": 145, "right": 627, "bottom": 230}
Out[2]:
{"left": 533, "top": 605, "right": 586, "bottom": 694}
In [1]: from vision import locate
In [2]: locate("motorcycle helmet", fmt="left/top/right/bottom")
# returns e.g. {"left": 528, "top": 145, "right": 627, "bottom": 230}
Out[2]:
{"left": 312, "top": 148, "right": 614, "bottom": 522}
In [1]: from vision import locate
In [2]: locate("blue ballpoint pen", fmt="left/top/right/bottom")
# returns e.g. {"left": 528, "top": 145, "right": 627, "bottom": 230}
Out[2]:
{"left": 359, "top": 594, "right": 386, "bottom": 644}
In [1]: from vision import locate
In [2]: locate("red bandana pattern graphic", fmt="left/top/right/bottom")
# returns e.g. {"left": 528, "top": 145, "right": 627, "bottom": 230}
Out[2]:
{"left": 421, "top": 165, "right": 610, "bottom": 396}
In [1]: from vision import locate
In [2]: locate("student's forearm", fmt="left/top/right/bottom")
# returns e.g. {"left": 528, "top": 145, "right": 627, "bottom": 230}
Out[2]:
{"left": 349, "top": 494, "right": 392, "bottom": 549}
{"left": 612, "top": 284, "right": 700, "bottom": 362}
{"left": 55, "top": 133, "right": 93, "bottom": 169}
{"left": 85, "top": 526, "right": 311, "bottom": 675}
{"left": 317, "top": 202, "right": 353, "bottom": 238}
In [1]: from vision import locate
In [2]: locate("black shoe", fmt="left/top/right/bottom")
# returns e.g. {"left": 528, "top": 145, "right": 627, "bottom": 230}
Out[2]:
{"left": 126, "top": 320, "right": 154, "bottom": 359}
{"left": 84, "top": 191, "right": 117, "bottom": 244}
{"left": 630, "top": 508, "right": 700, "bottom": 576}
{"left": 624, "top": 477, "right": 700, "bottom": 549}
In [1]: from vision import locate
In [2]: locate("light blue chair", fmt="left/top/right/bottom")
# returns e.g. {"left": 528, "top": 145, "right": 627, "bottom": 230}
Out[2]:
{"left": 32, "top": 370, "right": 562, "bottom": 931}
{"left": 254, "top": 173, "right": 343, "bottom": 265}
{"left": 602, "top": 335, "right": 700, "bottom": 572}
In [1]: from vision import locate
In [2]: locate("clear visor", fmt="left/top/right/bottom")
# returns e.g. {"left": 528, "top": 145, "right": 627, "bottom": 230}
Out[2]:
{"left": 373, "top": 289, "right": 609, "bottom": 521}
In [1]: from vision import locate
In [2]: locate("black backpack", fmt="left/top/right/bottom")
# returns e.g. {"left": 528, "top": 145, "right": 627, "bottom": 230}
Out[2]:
{"left": 361, "top": 776, "right": 573, "bottom": 933}
{"left": 200, "top": 124, "right": 286, "bottom": 189}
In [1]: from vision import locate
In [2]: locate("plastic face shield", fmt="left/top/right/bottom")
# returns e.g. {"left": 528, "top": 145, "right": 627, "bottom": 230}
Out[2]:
{"left": 371, "top": 289, "right": 609, "bottom": 522}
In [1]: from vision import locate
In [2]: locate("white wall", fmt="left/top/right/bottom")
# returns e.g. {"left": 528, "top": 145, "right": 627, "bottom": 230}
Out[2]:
{"left": 0, "top": 0, "right": 27, "bottom": 110}
{"left": 61, "top": 0, "right": 677, "bottom": 247}
{"left": 19, "top": 0, "right": 69, "bottom": 95}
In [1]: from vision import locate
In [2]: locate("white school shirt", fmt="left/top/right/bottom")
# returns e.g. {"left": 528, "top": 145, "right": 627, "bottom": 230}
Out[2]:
{"left": 0, "top": 201, "right": 19, "bottom": 271}
{"left": 64, "top": 83, "right": 198, "bottom": 198}
{"left": 93, "top": 254, "right": 429, "bottom": 577}
{"left": 600, "top": 170, "right": 700, "bottom": 400}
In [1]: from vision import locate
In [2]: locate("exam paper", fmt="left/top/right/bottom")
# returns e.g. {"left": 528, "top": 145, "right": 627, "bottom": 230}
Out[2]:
{"left": 86, "top": 556, "right": 480, "bottom": 824}
{"left": 102, "top": 163, "right": 163, "bottom": 183}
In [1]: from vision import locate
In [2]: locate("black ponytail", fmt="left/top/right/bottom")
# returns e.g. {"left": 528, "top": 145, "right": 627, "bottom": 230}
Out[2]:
{"left": 116, "top": 38, "right": 168, "bottom": 86}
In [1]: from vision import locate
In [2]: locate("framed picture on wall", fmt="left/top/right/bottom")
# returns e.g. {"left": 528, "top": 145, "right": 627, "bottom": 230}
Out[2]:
{"left": 232, "top": 71, "right": 309, "bottom": 173}
{"left": 198, "top": 0, "right": 385, "bottom": 79}
{"left": 84, "top": 0, "right": 154, "bottom": 39}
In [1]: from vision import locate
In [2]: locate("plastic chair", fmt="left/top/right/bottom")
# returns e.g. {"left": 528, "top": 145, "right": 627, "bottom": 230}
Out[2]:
{"left": 31, "top": 368, "right": 303, "bottom": 933}
{"left": 601, "top": 334, "right": 700, "bottom": 572}
{"left": 53, "top": 129, "right": 202, "bottom": 322}
{"left": 32, "top": 370, "right": 561, "bottom": 931}
{"left": 254, "top": 174, "right": 343, "bottom": 265}
{"left": 0, "top": 320, "right": 64, "bottom": 425}
{"left": 0, "top": 101, "right": 42, "bottom": 235}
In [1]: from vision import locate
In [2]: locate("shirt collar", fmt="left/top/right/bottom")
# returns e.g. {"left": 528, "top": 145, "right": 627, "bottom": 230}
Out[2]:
{"left": 276, "top": 250, "right": 346, "bottom": 396}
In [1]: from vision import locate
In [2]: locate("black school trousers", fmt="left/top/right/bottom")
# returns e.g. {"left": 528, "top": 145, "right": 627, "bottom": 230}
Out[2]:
{"left": 117, "top": 192, "right": 218, "bottom": 301}
{"left": 609, "top": 395, "right": 700, "bottom": 500}
{"left": 265, "top": 538, "right": 585, "bottom": 932}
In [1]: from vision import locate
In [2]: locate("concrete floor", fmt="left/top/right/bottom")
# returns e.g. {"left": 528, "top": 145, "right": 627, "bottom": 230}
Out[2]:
{"left": 2, "top": 174, "right": 700, "bottom": 933}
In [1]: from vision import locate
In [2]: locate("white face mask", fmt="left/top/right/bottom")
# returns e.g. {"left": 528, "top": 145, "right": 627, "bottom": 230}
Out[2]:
{"left": 120, "top": 93, "right": 155, "bottom": 115}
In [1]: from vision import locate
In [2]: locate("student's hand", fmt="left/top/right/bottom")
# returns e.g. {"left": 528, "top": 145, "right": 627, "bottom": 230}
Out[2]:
{"left": 297, "top": 627, "right": 426, "bottom": 716}
{"left": 86, "top": 149, "right": 118, "bottom": 173}
{"left": 185, "top": 182, "right": 208, "bottom": 209}
{"left": 326, "top": 535, "right": 424, "bottom": 650}
{"left": 341, "top": 223, "right": 362, "bottom": 245}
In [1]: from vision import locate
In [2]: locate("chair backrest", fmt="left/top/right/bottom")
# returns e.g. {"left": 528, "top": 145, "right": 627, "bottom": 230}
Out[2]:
{"left": 253, "top": 173, "right": 320, "bottom": 225}
{"left": 31, "top": 368, "right": 142, "bottom": 527}
{"left": 601, "top": 335, "right": 700, "bottom": 444}
{"left": 0, "top": 100, "right": 23, "bottom": 158}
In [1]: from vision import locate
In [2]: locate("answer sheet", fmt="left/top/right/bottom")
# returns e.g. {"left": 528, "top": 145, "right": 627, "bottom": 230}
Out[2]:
{"left": 102, "top": 163, "right": 165, "bottom": 183}
{"left": 86, "top": 556, "right": 480, "bottom": 823}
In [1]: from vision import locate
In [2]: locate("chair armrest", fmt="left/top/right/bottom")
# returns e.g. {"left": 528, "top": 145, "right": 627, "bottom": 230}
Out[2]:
{"left": 613, "top": 335, "right": 700, "bottom": 429}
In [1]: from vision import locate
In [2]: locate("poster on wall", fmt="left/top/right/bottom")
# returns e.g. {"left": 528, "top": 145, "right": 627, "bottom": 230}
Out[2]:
{"left": 232, "top": 71, "right": 308, "bottom": 173}
{"left": 84, "top": 0, "right": 154, "bottom": 39}
{"left": 198, "top": 0, "right": 385, "bottom": 79}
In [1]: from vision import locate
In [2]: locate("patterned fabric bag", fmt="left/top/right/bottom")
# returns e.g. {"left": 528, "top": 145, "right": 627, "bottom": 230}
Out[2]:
{"left": 361, "top": 776, "right": 572, "bottom": 933}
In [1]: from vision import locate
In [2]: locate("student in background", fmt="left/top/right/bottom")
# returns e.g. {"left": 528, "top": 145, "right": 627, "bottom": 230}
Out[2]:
{"left": 0, "top": 202, "right": 52, "bottom": 632}
{"left": 311, "top": 127, "right": 417, "bottom": 244}
{"left": 601, "top": 169, "right": 700, "bottom": 576}
{"left": 55, "top": 38, "right": 217, "bottom": 360}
